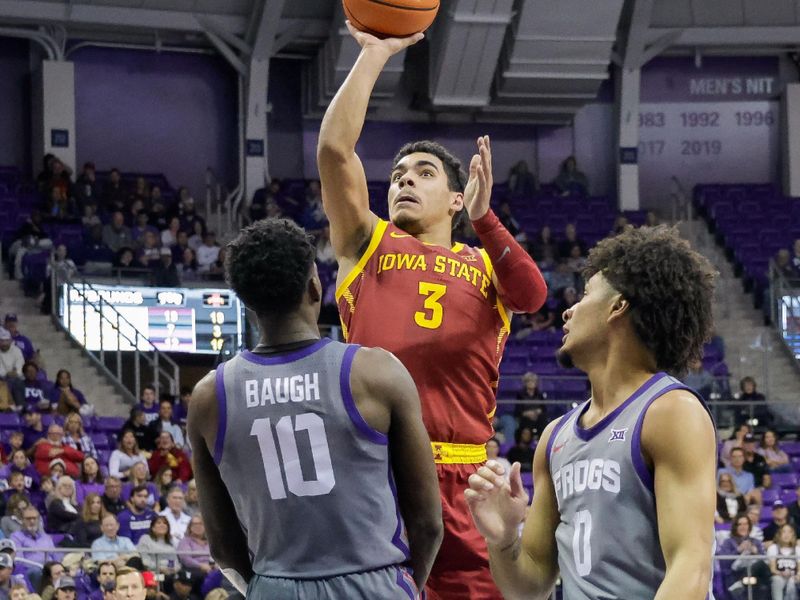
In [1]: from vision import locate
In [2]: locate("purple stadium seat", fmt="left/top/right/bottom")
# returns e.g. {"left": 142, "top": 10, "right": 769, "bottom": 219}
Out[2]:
{"left": 762, "top": 488, "right": 779, "bottom": 505}
{"left": 0, "top": 414, "right": 20, "bottom": 428}
{"left": 760, "top": 506, "right": 773, "bottom": 522}
{"left": 91, "top": 433, "right": 112, "bottom": 450}
{"left": 781, "top": 441, "right": 800, "bottom": 456}
{"left": 780, "top": 489, "right": 798, "bottom": 505}
{"left": 771, "top": 473, "right": 798, "bottom": 489}
{"left": 93, "top": 416, "right": 125, "bottom": 432}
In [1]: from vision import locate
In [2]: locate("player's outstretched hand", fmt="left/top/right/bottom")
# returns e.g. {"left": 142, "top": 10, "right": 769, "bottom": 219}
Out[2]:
{"left": 345, "top": 21, "right": 424, "bottom": 58}
{"left": 465, "top": 460, "right": 528, "bottom": 548}
{"left": 463, "top": 135, "right": 493, "bottom": 220}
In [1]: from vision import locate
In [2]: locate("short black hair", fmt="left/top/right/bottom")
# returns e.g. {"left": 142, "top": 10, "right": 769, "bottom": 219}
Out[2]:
{"left": 225, "top": 218, "right": 315, "bottom": 317}
{"left": 584, "top": 225, "right": 717, "bottom": 374}
{"left": 393, "top": 141, "right": 468, "bottom": 230}
{"left": 131, "top": 484, "right": 149, "bottom": 496}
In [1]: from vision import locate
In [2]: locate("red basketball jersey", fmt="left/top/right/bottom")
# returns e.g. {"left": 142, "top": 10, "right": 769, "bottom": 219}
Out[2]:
{"left": 336, "top": 219, "right": 510, "bottom": 445}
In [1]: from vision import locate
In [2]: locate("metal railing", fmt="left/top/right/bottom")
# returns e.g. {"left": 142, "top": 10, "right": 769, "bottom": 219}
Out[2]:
{"left": 50, "top": 262, "right": 180, "bottom": 404}
{"left": 769, "top": 261, "right": 800, "bottom": 364}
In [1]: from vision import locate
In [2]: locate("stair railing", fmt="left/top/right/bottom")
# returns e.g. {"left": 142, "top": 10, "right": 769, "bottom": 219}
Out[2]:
{"left": 49, "top": 262, "right": 180, "bottom": 405}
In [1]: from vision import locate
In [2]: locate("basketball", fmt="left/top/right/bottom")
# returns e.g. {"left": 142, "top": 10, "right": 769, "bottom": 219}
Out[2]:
{"left": 343, "top": 0, "right": 440, "bottom": 38}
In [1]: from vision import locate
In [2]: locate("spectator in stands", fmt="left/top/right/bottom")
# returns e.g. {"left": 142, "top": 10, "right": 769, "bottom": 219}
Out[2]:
{"left": 131, "top": 212, "right": 157, "bottom": 246}
{"left": 43, "top": 245, "right": 78, "bottom": 312}
{"left": 137, "top": 387, "right": 159, "bottom": 425}
{"left": 177, "top": 515, "right": 214, "bottom": 577}
{"left": 4, "top": 431, "right": 23, "bottom": 460}
{"left": 12, "top": 362, "right": 50, "bottom": 413}
{"left": 131, "top": 178, "right": 150, "bottom": 206}
{"left": 33, "top": 424, "right": 83, "bottom": 479}
{"left": 764, "top": 501, "right": 798, "bottom": 546}
{"left": 557, "top": 223, "right": 586, "bottom": 259}
{"left": 187, "top": 221, "right": 204, "bottom": 253}
{"left": 497, "top": 202, "right": 523, "bottom": 241}
{"left": 742, "top": 433, "right": 770, "bottom": 488}
{"left": 81, "top": 204, "right": 101, "bottom": 230}
{"left": 611, "top": 214, "right": 630, "bottom": 237}
{"left": 315, "top": 225, "right": 336, "bottom": 266}
{"left": 170, "top": 231, "right": 190, "bottom": 262}
{"left": 716, "top": 472, "right": 748, "bottom": 525}
{"left": 298, "top": 181, "right": 326, "bottom": 233}
{"left": 183, "top": 481, "right": 199, "bottom": 518}
{"left": 147, "top": 402, "right": 184, "bottom": 450}
{"left": 767, "top": 523, "right": 800, "bottom": 600}
{"left": 61, "top": 413, "right": 96, "bottom": 459}
{"left": 114, "top": 567, "right": 146, "bottom": 600}
{"left": 50, "top": 372, "right": 87, "bottom": 417}
{"left": 486, "top": 438, "right": 511, "bottom": 478}
{"left": 153, "top": 249, "right": 179, "bottom": 288}
{"left": 4, "top": 316, "right": 34, "bottom": 363}
{"left": 38, "top": 561, "right": 65, "bottom": 600}
{"left": 109, "top": 431, "right": 148, "bottom": 481}
{"left": 154, "top": 469, "right": 174, "bottom": 505}
{"left": 52, "top": 576, "right": 78, "bottom": 600}
{"left": 102, "top": 213, "right": 133, "bottom": 254}
{"left": 4, "top": 473, "right": 30, "bottom": 507}
{"left": 3, "top": 450, "right": 39, "bottom": 492}
{"left": 172, "top": 388, "right": 191, "bottom": 427}
{"left": 791, "top": 239, "right": 800, "bottom": 275}
{"left": 136, "top": 232, "right": 161, "bottom": 270}
{"left": 158, "top": 487, "right": 190, "bottom": 547}
{"left": 774, "top": 249, "right": 798, "bottom": 281}
{"left": 563, "top": 244, "right": 588, "bottom": 286}
{"left": 759, "top": 429, "right": 793, "bottom": 473}
{"left": 515, "top": 372, "right": 548, "bottom": 436}
{"left": 75, "top": 163, "right": 99, "bottom": 209}
{"left": 735, "top": 376, "right": 771, "bottom": 428}
{"left": 552, "top": 286, "right": 579, "bottom": 331}
{"left": 124, "top": 463, "right": 158, "bottom": 511}
{"left": 0, "top": 329, "right": 24, "bottom": 383}
{"left": 553, "top": 156, "right": 588, "bottom": 197}
{"left": 21, "top": 409, "right": 46, "bottom": 453}
{"left": 722, "top": 447, "right": 761, "bottom": 505}
{"left": 76, "top": 457, "right": 103, "bottom": 505}
{"left": 176, "top": 248, "right": 198, "bottom": 282}
{"left": 10, "top": 507, "right": 56, "bottom": 571}
{"left": 121, "top": 408, "right": 155, "bottom": 453}
{"left": 195, "top": 233, "right": 219, "bottom": 274}
{"left": 117, "top": 486, "right": 156, "bottom": 545}
{"left": 150, "top": 196, "right": 168, "bottom": 232}
{"left": 507, "top": 160, "right": 537, "bottom": 197}
{"left": 528, "top": 225, "right": 556, "bottom": 269}
{"left": 718, "top": 513, "right": 770, "bottom": 598}
{"left": 506, "top": 426, "right": 535, "bottom": 473}
{"left": 102, "top": 169, "right": 127, "bottom": 212}
{"left": 1, "top": 495, "right": 29, "bottom": 538}
{"left": 46, "top": 476, "right": 79, "bottom": 534}
{"left": 745, "top": 504, "right": 765, "bottom": 543}
{"left": 91, "top": 514, "right": 136, "bottom": 561}
{"left": 89, "top": 562, "right": 115, "bottom": 600}
{"left": 45, "top": 186, "right": 73, "bottom": 221}
{"left": 721, "top": 423, "right": 752, "bottom": 467}
{"left": 148, "top": 433, "right": 191, "bottom": 484}
{"left": 137, "top": 516, "right": 178, "bottom": 576}
{"left": 160, "top": 218, "right": 180, "bottom": 249}
{"left": 683, "top": 359, "right": 715, "bottom": 402}
{"left": 101, "top": 477, "right": 125, "bottom": 516}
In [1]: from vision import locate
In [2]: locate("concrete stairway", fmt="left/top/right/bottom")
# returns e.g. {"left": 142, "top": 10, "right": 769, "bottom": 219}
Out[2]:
{"left": 1, "top": 278, "right": 130, "bottom": 417}
{"left": 680, "top": 219, "right": 800, "bottom": 424}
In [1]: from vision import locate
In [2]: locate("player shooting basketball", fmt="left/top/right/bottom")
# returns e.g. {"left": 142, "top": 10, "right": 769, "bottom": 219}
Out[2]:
{"left": 317, "top": 22, "right": 547, "bottom": 600}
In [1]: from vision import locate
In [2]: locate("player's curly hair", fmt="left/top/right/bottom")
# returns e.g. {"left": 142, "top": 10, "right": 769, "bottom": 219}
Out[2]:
{"left": 584, "top": 225, "right": 717, "bottom": 374}
{"left": 394, "top": 140, "right": 468, "bottom": 231}
{"left": 225, "top": 218, "right": 315, "bottom": 316}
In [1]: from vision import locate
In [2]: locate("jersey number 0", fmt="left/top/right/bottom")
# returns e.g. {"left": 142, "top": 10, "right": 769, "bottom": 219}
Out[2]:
{"left": 251, "top": 414, "right": 335, "bottom": 500}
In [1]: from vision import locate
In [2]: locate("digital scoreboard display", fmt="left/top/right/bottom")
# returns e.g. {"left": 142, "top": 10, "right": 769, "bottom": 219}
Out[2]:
{"left": 62, "top": 284, "right": 245, "bottom": 354}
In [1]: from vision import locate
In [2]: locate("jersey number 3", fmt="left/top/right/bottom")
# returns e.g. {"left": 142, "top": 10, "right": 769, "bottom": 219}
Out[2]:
{"left": 251, "top": 414, "right": 335, "bottom": 500}
{"left": 415, "top": 282, "right": 447, "bottom": 329}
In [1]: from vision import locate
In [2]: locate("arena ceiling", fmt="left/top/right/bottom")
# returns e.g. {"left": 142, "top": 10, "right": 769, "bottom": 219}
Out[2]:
{"left": 0, "top": 0, "right": 798, "bottom": 124}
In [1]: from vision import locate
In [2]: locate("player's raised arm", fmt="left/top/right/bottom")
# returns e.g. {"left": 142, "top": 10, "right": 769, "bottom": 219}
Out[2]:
{"left": 645, "top": 391, "right": 716, "bottom": 600}
{"left": 351, "top": 347, "right": 443, "bottom": 591}
{"left": 187, "top": 371, "right": 253, "bottom": 592}
{"left": 317, "top": 22, "right": 423, "bottom": 262}
{"left": 466, "top": 419, "right": 561, "bottom": 600}
{"left": 463, "top": 136, "right": 548, "bottom": 313}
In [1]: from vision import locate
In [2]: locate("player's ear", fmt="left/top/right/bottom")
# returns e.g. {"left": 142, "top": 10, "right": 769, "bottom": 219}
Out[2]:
{"left": 607, "top": 293, "right": 630, "bottom": 324}
{"left": 307, "top": 268, "right": 322, "bottom": 304}
{"left": 449, "top": 191, "right": 464, "bottom": 214}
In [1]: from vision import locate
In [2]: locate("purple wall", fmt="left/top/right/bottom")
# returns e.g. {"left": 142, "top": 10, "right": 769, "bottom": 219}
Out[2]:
{"left": 72, "top": 47, "right": 238, "bottom": 197}
{"left": 0, "top": 37, "right": 31, "bottom": 173}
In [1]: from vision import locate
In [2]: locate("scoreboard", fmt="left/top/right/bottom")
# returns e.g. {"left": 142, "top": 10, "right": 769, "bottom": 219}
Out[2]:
{"left": 62, "top": 284, "right": 245, "bottom": 354}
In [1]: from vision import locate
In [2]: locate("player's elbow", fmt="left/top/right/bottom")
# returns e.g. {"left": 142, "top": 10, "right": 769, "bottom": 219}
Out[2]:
{"left": 665, "top": 553, "right": 713, "bottom": 599}
{"left": 316, "top": 138, "right": 351, "bottom": 165}
{"left": 409, "top": 517, "right": 444, "bottom": 555}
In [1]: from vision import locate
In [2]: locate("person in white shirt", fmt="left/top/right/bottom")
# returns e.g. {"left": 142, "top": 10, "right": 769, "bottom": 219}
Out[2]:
{"left": 147, "top": 400, "right": 185, "bottom": 449}
{"left": 0, "top": 328, "right": 24, "bottom": 380}
{"left": 158, "top": 486, "right": 191, "bottom": 547}
{"left": 195, "top": 232, "right": 220, "bottom": 273}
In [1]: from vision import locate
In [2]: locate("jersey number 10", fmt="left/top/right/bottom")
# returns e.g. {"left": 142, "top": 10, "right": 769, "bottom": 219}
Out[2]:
{"left": 251, "top": 414, "right": 335, "bottom": 500}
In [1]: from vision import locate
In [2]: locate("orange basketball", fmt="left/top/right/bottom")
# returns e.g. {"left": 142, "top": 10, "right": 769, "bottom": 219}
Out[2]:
{"left": 343, "top": 0, "right": 440, "bottom": 38}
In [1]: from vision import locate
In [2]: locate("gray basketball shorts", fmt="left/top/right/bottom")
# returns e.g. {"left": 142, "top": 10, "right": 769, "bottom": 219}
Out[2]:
{"left": 247, "top": 565, "right": 419, "bottom": 599}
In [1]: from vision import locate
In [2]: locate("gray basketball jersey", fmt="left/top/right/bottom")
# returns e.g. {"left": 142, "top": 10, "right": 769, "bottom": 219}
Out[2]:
{"left": 214, "top": 338, "right": 410, "bottom": 581}
{"left": 546, "top": 372, "right": 715, "bottom": 599}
